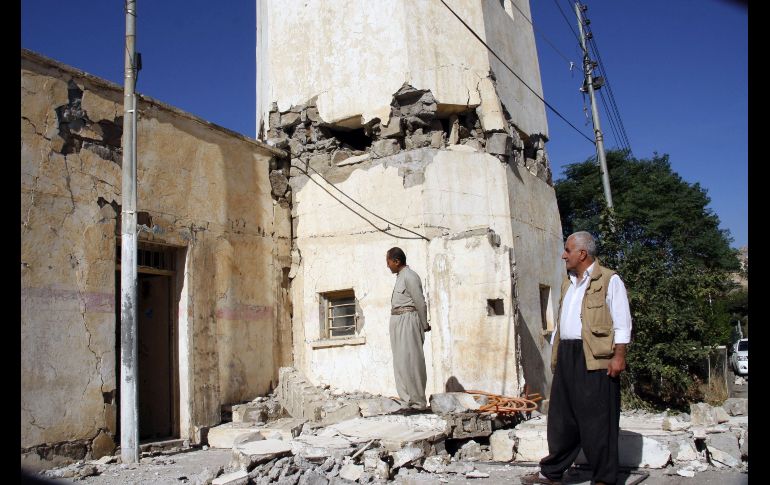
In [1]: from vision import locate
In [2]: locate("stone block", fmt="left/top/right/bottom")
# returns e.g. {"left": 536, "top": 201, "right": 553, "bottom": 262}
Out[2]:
{"left": 306, "top": 107, "right": 321, "bottom": 124}
{"left": 320, "top": 402, "right": 361, "bottom": 425}
{"left": 335, "top": 153, "right": 371, "bottom": 167}
{"left": 690, "top": 403, "right": 717, "bottom": 427}
{"left": 358, "top": 397, "right": 402, "bottom": 417}
{"left": 708, "top": 447, "right": 741, "bottom": 468}
{"left": 723, "top": 398, "right": 747, "bottom": 416}
{"left": 486, "top": 133, "right": 512, "bottom": 156}
{"left": 420, "top": 454, "right": 449, "bottom": 473}
{"left": 707, "top": 431, "right": 741, "bottom": 463}
{"left": 670, "top": 439, "right": 699, "bottom": 463}
{"left": 740, "top": 429, "right": 748, "bottom": 458}
{"left": 288, "top": 139, "right": 305, "bottom": 157}
{"left": 338, "top": 463, "right": 363, "bottom": 481}
{"left": 490, "top": 429, "right": 516, "bottom": 462}
{"left": 281, "top": 112, "right": 301, "bottom": 129}
{"left": 391, "top": 446, "right": 424, "bottom": 469}
{"left": 429, "top": 392, "right": 481, "bottom": 414}
{"left": 208, "top": 422, "right": 264, "bottom": 449}
{"left": 457, "top": 440, "right": 483, "bottom": 461}
{"left": 379, "top": 116, "right": 403, "bottom": 138}
{"left": 231, "top": 439, "right": 293, "bottom": 471}
{"left": 372, "top": 139, "right": 400, "bottom": 158}
{"left": 445, "top": 413, "right": 492, "bottom": 439}
{"left": 270, "top": 170, "right": 289, "bottom": 198}
{"left": 213, "top": 470, "right": 249, "bottom": 485}
{"left": 713, "top": 406, "right": 730, "bottom": 424}
{"left": 430, "top": 131, "right": 444, "bottom": 148}
{"left": 290, "top": 435, "right": 356, "bottom": 461}
{"left": 662, "top": 417, "right": 690, "bottom": 432}
{"left": 462, "top": 138, "right": 484, "bottom": 151}
{"left": 91, "top": 431, "right": 115, "bottom": 459}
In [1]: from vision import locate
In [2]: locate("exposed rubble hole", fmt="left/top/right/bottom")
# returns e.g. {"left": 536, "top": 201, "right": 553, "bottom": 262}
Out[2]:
{"left": 487, "top": 299, "right": 505, "bottom": 316}
{"left": 325, "top": 126, "right": 372, "bottom": 151}
{"left": 445, "top": 436, "right": 491, "bottom": 456}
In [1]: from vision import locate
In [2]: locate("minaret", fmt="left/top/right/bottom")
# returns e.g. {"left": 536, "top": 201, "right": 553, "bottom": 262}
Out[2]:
{"left": 257, "top": 0, "right": 564, "bottom": 400}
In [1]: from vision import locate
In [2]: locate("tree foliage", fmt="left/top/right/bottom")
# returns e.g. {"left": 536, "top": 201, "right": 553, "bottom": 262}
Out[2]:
{"left": 555, "top": 150, "right": 740, "bottom": 409}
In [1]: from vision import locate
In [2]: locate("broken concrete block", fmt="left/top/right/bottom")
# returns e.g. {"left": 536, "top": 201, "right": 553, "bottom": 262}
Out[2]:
{"left": 475, "top": 77, "right": 507, "bottom": 133}
{"left": 466, "top": 470, "right": 490, "bottom": 478}
{"left": 91, "top": 431, "right": 115, "bottom": 459}
{"left": 357, "top": 397, "right": 402, "bottom": 417}
{"left": 490, "top": 429, "right": 516, "bottom": 462}
{"left": 320, "top": 402, "right": 361, "bottom": 425}
{"left": 362, "top": 448, "right": 386, "bottom": 471}
{"left": 232, "top": 439, "right": 293, "bottom": 471}
{"left": 462, "top": 138, "right": 484, "bottom": 151}
{"left": 379, "top": 116, "right": 403, "bottom": 138}
{"left": 690, "top": 403, "right": 718, "bottom": 427}
{"left": 430, "top": 131, "right": 444, "bottom": 148}
{"left": 212, "top": 470, "right": 249, "bottom": 485}
{"left": 305, "top": 107, "right": 321, "bottom": 124}
{"left": 429, "top": 392, "right": 481, "bottom": 414}
{"left": 258, "top": 418, "right": 307, "bottom": 441}
{"left": 485, "top": 132, "right": 512, "bottom": 156}
{"left": 662, "top": 417, "right": 691, "bottom": 432}
{"left": 288, "top": 139, "right": 305, "bottom": 157}
{"left": 290, "top": 435, "right": 356, "bottom": 461}
{"left": 338, "top": 463, "right": 363, "bottom": 481}
{"left": 457, "top": 440, "right": 484, "bottom": 461}
{"left": 420, "top": 454, "right": 449, "bottom": 473}
{"left": 391, "top": 446, "right": 424, "bottom": 469}
{"left": 270, "top": 170, "right": 290, "bottom": 198}
{"left": 722, "top": 398, "right": 747, "bottom": 416}
{"left": 707, "top": 432, "right": 742, "bottom": 463}
{"left": 335, "top": 153, "right": 371, "bottom": 167}
{"left": 444, "top": 412, "right": 493, "bottom": 439}
{"left": 281, "top": 112, "right": 301, "bottom": 129}
{"left": 372, "top": 139, "right": 400, "bottom": 158}
{"left": 713, "top": 406, "right": 731, "bottom": 424}
{"left": 298, "top": 470, "right": 329, "bottom": 485}
{"left": 208, "top": 422, "right": 264, "bottom": 449}
{"left": 327, "top": 414, "right": 448, "bottom": 452}
{"left": 708, "top": 447, "right": 741, "bottom": 468}
{"left": 232, "top": 402, "right": 268, "bottom": 423}
{"left": 670, "top": 439, "right": 699, "bottom": 463}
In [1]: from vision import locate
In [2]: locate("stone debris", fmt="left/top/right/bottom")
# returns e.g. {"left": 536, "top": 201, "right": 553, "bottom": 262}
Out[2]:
{"left": 212, "top": 469, "right": 249, "bottom": 485}
{"left": 722, "top": 398, "right": 747, "bottom": 416}
{"left": 429, "top": 392, "right": 482, "bottom": 414}
{"left": 465, "top": 469, "right": 490, "bottom": 478}
{"left": 208, "top": 422, "right": 266, "bottom": 449}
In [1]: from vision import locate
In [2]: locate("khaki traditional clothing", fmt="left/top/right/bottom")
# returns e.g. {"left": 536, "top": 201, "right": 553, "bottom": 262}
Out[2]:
{"left": 389, "top": 266, "right": 428, "bottom": 407}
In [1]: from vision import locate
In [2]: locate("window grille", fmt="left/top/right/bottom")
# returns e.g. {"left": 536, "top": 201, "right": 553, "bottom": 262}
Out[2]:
{"left": 320, "top": 290, "right": 358, "bottom": 339}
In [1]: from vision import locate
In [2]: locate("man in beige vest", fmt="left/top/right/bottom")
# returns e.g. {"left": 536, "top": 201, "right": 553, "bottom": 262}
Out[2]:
{"left": 522, "top": 231, "right": 632, "bottom": 485}
{"left": 386, "top": 247, "right": 430, "bottom": 410}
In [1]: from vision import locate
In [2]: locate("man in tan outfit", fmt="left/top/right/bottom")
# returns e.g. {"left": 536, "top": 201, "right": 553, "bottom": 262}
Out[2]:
{"left": 386, "top": 247, "right": 430, "bottom": 409}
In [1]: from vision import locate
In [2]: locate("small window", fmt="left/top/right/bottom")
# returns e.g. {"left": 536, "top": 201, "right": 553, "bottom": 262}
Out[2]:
{"left": 487, "top": 299, "right": 505, "bottom": 316}
{"left": 320, "top": 290, "right": 359, "bottom": 339}
{"left": 539, "top": 285, "right": 554, "bottom": 332}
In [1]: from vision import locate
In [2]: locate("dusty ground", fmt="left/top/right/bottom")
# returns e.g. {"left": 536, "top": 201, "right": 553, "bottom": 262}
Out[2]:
{"left": 22, "top": 447, "right": 748, "bottom": 485}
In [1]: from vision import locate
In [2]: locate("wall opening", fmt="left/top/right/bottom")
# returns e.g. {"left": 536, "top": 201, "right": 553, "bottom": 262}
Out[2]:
{"left": 325, "top": 126, "right": 372, "bottom": 151}
{"left": 319, "top": 289, "right": 360, "bottom": 339}
{"left": 539, "top": 285, "right": 554, "bottom": 333}
{"left": 115, "top": 241, "right": 182, "bottom": 442}
{"left": 487, "top": 299, "right": 505, "bottom": 316}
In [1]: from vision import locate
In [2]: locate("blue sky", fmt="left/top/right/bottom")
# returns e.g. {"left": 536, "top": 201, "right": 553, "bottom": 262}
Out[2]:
{"left": 21, "top": 0, "right": 747, "bottom": 248}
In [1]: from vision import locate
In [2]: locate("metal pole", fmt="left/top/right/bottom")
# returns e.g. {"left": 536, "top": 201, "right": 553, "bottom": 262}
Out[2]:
{"left": 120, "top": 0, "right": 140, "bottom": 464}
{"left": 575, "top": 2, "right": 613, "bottom": 209}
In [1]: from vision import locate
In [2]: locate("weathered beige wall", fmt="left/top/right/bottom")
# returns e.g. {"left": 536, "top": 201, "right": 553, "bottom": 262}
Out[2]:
{"left": 289, "top": 147, "right": 562, "bottom": 399}
{"left": 256, "top": 0, "right": 547, "bottom": 137}
{"left": 21, "top": 50, "right": 288, "bottom": 466}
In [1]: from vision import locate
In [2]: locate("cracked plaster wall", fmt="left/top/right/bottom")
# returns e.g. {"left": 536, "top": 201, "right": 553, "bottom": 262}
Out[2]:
{"left": 256, "top": 0, "right": 547, "bottom": 138}
{"left": 288, "top": 147, "right": 563, "bottom": 399}
{"left": 21, "top": 50, "right": 289, "bottom": 464}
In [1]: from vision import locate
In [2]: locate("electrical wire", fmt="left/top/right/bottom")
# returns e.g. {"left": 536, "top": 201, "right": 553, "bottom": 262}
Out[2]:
{"left": 440, "top": 0, "right": 595, "bottom": 146}
{"left": 291, "top": 162, "right": 430, "bottom": 241}
{"left": 508, "top": 0, "right": 575, "bottom": 67}
{"left": 553, "top": 0, "right": 581, "bottom": 43}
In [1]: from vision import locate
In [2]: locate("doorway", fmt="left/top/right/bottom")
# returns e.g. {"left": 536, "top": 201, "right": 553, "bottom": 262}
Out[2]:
{"left": 115, "top": 242, "right": 180, "bottom": 441}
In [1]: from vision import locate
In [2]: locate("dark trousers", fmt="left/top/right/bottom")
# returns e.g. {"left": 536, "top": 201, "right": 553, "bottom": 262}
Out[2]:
{"left": 540, "top": 340, "right": 620, "bottom": 484}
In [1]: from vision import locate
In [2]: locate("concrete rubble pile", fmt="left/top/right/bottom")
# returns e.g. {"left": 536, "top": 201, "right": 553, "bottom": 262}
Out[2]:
{"left": 38, "top": 367, "right": 748, "bottom": 483}
{"left": 263, "top": 82, "right": 553, "bottom": 211}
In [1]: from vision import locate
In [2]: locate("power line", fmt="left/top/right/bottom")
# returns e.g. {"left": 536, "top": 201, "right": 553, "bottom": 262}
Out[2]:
{"left": 553, "top": 0, "right": 581, "bottom": 43}
{"left": 291, "top": 163, "right": 429, "bottom": 241}
{"left": 507, "top": 0, "right": 575, "bottom": 67}
{"left": 439, "top": 0, "right": 595, "bottom": 146}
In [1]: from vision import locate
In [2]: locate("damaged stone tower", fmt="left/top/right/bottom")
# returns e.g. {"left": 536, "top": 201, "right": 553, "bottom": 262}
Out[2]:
{"left": 257, "top": 0, "right": 564, "bottom": 401}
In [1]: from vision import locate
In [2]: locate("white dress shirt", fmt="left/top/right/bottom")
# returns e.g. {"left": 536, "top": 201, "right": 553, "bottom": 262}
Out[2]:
{"left": 553, "top": 262, "right": 632, "bottom": 344}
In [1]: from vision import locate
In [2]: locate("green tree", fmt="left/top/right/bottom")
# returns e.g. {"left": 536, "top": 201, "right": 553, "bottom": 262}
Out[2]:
{"left": 555, "top": 150, "right": 740, "bottom": 409}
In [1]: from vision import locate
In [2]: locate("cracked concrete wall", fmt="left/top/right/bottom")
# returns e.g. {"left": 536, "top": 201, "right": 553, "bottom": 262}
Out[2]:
{"left": 256, "top": 0, "right": 547, "bottom": 138}
{"left": 21, "top": 50, "right": 289, "bottom": 466}
{"left": 289, "top": 147, "right": 562, "bottom": 399}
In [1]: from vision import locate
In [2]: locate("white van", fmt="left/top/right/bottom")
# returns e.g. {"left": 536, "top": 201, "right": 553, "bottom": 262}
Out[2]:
{"left": 730, "top": 338, "right": 748, "bottom": 376}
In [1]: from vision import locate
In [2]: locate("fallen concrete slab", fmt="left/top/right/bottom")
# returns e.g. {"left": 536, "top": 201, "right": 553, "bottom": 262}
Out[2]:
{"left": 230, "top": 439, "right": 293, "bottom": 471}
{"left": 207, "top": 422, "right": 265, "bottom": 449}
{"left": 325, "top": 414, "right": 448, "bottom": 452}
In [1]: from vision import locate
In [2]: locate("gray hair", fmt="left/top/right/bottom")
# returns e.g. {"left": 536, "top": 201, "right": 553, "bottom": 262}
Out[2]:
{"left": 568, "top": 231, "right": 597, "bottom": 258}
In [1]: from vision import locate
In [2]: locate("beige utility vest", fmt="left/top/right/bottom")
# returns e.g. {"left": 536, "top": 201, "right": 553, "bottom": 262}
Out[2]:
{"left": 551, "top": 261, "right": 617, "bottom": 372}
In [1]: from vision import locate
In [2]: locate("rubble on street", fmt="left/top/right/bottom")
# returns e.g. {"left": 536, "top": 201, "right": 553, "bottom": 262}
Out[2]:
{"left": 41, "top": 368, "right": 748, "bottom": 484}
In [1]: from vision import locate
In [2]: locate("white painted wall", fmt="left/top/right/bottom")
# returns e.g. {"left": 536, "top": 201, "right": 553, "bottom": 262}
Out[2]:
{"left": 256, "top": 0, "right": 548, "bottom": 136}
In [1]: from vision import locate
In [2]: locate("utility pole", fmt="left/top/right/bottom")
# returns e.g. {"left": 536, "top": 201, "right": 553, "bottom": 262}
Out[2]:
{"left": 575, "top": 2, "right": 613, "bottom": 210}
{"left": 120, "top": 0, "right": 140, "bottom": 464}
